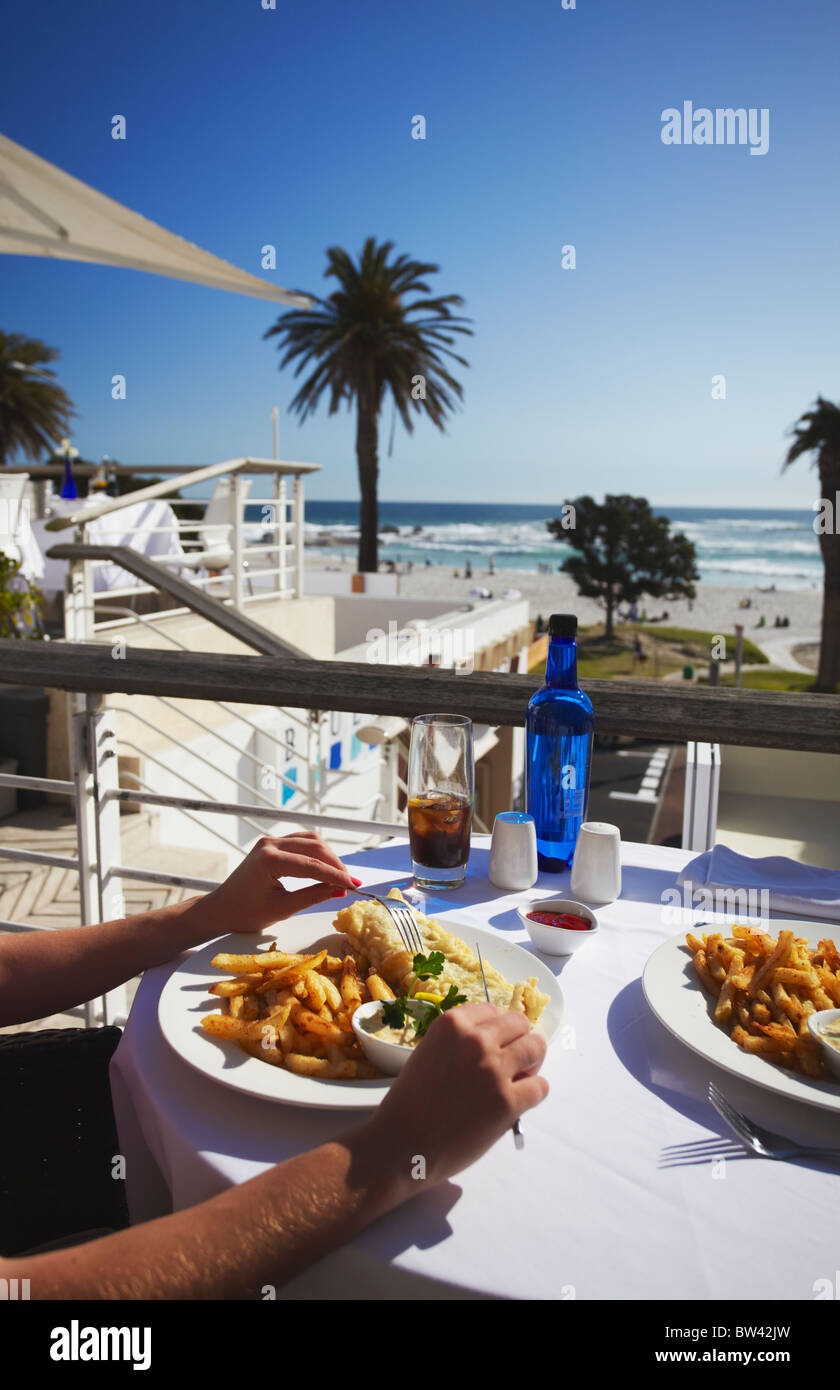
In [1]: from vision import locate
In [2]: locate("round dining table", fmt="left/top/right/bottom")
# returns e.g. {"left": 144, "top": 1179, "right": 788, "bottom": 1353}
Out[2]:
{"left": 109, "top": 835, "right": 840, "bottom": 1301}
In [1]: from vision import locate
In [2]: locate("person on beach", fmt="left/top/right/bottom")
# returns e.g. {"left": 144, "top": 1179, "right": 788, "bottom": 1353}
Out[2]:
{"left": 0, "top": 832, "right": 548, "bottom": 1298}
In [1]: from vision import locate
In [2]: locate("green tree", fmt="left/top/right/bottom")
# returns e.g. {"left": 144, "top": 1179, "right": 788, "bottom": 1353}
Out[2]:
{"left": 0, "top": 332, "right": 75, "bottom": 466}
{"left": 548, "top": 494, "right": 699, "bottom": 640}
{"left": 264, "top": 238, "right": 472, "bottom": 572}
{"left": 785, "top": 396, "right": 840, "bottom": 692}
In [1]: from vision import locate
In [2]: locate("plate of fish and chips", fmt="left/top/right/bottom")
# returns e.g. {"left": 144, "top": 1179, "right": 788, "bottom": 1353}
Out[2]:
{"left": 643, "top": 920, "right": 840, "bottom": 1113}
{"left": 158, "top": 889, "right": 564, "bottom": 1109}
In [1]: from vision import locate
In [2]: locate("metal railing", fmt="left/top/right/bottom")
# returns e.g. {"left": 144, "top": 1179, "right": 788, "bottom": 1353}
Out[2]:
{"left": 0, "top": 505, "right": 408, "bottom": 1029}
{"left": 42, "top": 456, "right": 320, "bottom": 612}
{"left": 54, "top": 548, "right": 400, "bottom": 855}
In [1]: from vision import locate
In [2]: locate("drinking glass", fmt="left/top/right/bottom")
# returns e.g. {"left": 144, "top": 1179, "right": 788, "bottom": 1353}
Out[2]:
{"left": 407, "top": 713, "right": 474, "bottom": 889}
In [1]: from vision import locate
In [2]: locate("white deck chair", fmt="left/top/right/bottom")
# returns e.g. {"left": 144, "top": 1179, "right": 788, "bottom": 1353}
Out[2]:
{"left": 178, "top": 476, "right": 252, "bottom": 576}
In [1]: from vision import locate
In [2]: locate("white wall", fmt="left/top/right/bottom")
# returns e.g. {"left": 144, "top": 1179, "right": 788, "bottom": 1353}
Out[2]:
{"left": 304, "top": 570, "right": 399, "bottom": 598}
{"left": 719, "top": 746, "right": 840, "bottom": 803}
{"left": 332, "top": 595, "right": 471, "bottom": 652}
{"left": 337, "top": 596, "right": 529, "bottom": 668}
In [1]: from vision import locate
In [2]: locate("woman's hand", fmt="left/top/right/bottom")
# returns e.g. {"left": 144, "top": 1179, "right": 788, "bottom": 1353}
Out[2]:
{"left": 201, "top": 832, "right": 362, "bottom": 937}
{"left": 357, "top": 1002, "right": 548, "bottom": 1197}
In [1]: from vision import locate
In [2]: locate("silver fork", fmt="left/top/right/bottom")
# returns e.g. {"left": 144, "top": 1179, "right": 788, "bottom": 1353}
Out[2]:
{"left": 708, "top": 1082, "right": 840, "bottom": 1162}
{"left": 351, "top": 887, "right": 425, "bottom": 958}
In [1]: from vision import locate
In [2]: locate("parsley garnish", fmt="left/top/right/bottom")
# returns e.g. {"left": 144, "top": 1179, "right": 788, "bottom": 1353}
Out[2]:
{"left": 381, "top": 997, "right": 406, "bottom": 1029}
{"left": 379, "top": 952, "right": 465, "bottom": 1039}
{"left": 411, "top": 983, "right": 467, "bottom": 1037}
{"left": 412, "top": 951, "right": 445, "bottom": 982}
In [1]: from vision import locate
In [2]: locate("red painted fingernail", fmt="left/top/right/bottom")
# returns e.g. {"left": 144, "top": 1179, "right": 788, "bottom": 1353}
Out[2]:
{"left": 351, "top": 877, "right": 362, "bottom": 885}
{"left": 332, "top": 889, "right": 347, "bottom": 897}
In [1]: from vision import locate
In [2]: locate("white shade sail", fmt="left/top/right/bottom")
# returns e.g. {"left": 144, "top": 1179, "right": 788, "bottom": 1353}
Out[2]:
{"left": 0, "top": 132, "right": 311, "bottom": 307}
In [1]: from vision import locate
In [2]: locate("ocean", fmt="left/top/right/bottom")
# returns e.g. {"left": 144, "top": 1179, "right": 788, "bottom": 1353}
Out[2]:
{"left": 287, "top": 502, "right": 822, "bottom": 591}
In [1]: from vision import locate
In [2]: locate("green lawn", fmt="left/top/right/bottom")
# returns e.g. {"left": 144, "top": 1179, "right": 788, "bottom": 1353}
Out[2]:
{"left": 530, "top": 621, "right": 768, "bottom": 681}
{"left": 529, "top": 621, "right": 827, "bottom": 690}
{"left": 531, "top": 632, "right": 684, "bottom": 681}
{"left": 717, "top": 669, "right": 827, "bottom": 692}
{"left": 639, "top": 625, "right": 769, "bottom": 665}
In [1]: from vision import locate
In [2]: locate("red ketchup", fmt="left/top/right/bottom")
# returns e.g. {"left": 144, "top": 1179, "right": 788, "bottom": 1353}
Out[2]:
{"left": 526, "top": 910, "right": 591, "bottom": 931}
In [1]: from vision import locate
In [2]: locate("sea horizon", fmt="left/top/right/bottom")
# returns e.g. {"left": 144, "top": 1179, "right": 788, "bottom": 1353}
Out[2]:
{"left": 271, "top": 500, "right": 821, "bottom": 592}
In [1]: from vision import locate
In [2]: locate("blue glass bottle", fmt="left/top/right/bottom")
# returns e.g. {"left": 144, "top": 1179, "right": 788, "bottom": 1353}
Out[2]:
{"left": 526, "top": 613, "right": 594, "bottom": 871}
{"left": 60, "top": 452, "right": 77, "bottom": 500}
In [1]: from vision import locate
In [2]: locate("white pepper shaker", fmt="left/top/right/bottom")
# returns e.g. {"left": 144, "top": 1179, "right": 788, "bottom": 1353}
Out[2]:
{"left": 488, "top": 812, "right": 539, "bottom": 891}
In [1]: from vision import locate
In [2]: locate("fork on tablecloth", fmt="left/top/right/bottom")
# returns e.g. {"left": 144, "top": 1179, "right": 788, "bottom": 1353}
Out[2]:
{"left": 708, "top": 1081, "right": 840, "bottom": 1162}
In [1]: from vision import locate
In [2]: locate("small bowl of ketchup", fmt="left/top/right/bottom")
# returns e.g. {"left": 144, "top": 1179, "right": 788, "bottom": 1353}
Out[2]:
{"left": 517, "top": 897, "right": 598, "bottom": 956}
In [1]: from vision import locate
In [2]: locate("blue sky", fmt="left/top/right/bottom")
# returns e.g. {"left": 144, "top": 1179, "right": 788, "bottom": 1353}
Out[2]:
{"left": 1, "top": 0, "right": 838, "bottom": 507}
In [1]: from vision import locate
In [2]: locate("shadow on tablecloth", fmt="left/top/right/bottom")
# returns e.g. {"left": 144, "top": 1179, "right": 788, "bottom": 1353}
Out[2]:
{"left": 607, "top": 977, "right": 840, "bottom": 1168}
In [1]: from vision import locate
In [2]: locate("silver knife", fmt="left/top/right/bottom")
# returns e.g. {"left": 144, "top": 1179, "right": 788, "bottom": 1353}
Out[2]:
{"left": 476, "top": 942, "right": 525, "bottom": 1151}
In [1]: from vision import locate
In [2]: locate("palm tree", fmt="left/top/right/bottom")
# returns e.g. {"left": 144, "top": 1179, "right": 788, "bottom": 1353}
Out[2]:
{"left": 0, "top": 332, "right": 75, "bottom": 466}
{"left": 264, "top": 238, "right": 472, "bottom": 572}
{"left": 784, "top": 396, "right": 840, "bottom": 691}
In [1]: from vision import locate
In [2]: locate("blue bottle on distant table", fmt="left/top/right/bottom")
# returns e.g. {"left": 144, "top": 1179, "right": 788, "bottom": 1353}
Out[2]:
{"left": 526, "top": 613, "right": 594, "bottom": 871}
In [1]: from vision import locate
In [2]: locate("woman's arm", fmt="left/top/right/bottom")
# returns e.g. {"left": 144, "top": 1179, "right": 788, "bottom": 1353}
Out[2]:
{"left": 0, "top": 833, "right": 361, "bottom": 1028}
{"left": 1, "top": 1004, "right": 548, "bottom": 1298}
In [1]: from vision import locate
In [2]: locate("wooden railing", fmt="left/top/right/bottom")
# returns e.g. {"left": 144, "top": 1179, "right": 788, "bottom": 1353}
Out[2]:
{"left": 1, "top": 639, "right": 838, "bottom": 752}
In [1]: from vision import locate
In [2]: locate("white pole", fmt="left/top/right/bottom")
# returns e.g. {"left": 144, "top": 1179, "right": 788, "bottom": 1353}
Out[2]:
{"left": 233, "top": 475, "right": 246, "bottom": 610}
{"left": 276, "top": 474, "right": 286, "bottom": 595}
{"left": 293, "top": 474, "right": 304, "bottom": 598}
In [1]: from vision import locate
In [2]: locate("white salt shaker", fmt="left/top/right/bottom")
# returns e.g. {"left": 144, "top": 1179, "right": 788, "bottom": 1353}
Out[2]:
{"left": 489, "top": 812, "right": 538, "bottom": 891}
{"left": 570, "top": 821, "right": 622, "bottom": 904}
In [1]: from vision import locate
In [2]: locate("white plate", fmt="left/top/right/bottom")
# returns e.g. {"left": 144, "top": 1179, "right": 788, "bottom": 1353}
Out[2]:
{"left": 157, "top": 906, "right": 564, "bottom": 1111}
{"left": 643, "top": 923, "right": 840, "bottom": 1114}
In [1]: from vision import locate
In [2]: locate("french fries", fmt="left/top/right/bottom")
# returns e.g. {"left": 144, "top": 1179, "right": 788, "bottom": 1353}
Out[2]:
{"left": 202, "top": 946, "right": 380, "bottom": 1080}
{"left": 686, "top": 926, "right": 839, "bottom": 1079}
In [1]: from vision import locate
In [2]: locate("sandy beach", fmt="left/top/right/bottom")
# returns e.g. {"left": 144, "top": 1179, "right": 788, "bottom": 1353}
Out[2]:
{"left": 306, "top": 556, "right": 823, "bottom": 669}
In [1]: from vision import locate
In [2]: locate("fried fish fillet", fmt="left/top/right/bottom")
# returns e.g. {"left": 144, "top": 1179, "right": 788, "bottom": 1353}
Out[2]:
{"left": 333, "top": 888, "right": 548, "bottom": 1025}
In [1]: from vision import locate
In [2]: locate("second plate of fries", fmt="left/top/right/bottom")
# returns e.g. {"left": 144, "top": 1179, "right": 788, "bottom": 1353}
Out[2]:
{"left": 158, "top": 905, "right": 564, "bottom": 1109}
{"left": 643, "top": 920, "right": 840, "bottom": 1113}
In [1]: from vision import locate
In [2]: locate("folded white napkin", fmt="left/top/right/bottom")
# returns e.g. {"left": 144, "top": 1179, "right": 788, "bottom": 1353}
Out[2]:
{"left": 676, "top": 844, "right": 840, "bottom": 923}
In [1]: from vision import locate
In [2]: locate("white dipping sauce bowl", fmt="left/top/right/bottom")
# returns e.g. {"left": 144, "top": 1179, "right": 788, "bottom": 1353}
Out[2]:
{"left": 517, "top": 897, "right": 599, "bottom": 956}
{"left": 807, "top": 1007, "right": 840, "bottom": 1080}
{"left": 352, "top": 999, "right": 430, "bottom": 1075}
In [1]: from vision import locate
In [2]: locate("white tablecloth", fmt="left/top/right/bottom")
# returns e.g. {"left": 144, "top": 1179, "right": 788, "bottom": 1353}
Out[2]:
{"left": 30, "top": 497, "right": 184, "bottom": 594}
{"left": 110, "top": 838, "right": 840, "bottom": 1300}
